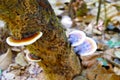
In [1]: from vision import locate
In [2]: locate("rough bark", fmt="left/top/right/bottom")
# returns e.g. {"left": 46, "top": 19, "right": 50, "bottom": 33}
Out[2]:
{"left": 0, "top": 0, "right": 81, "bottom": 80}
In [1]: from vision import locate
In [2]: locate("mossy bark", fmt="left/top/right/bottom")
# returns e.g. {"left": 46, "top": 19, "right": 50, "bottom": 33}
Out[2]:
{"left": 0, "top": 0, "right": 81, "bottom": 80}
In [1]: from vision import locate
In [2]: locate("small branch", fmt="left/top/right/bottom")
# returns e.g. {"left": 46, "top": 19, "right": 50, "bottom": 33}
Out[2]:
{"left": 103, "top": 0, "right": 108, "bottom": 27}
{"left": 96, "top": 0, "right": 102, "bottom": 25}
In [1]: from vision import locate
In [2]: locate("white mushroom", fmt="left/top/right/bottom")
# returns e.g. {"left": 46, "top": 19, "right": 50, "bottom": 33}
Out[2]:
{"left": 74, "top": 37, "right": 97, "bottom": 56}
{"left": 68, "top": 30, "right": 86, "bottom": 47}
{"left": 61, "top": 16, "right": 73, "bottom": 29}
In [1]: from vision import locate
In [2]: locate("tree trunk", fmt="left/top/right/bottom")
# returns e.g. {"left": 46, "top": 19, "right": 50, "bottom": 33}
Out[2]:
{"left": 0, "top": 0, "right": 81, "bottom": 80}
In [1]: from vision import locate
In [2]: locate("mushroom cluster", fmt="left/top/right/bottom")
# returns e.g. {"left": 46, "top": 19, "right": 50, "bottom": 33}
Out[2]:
{"left": 67, "top": 30, "right": 97, "bottom": 56}
{"left": 6, "top": 31, "right": 43, "bottom": 62}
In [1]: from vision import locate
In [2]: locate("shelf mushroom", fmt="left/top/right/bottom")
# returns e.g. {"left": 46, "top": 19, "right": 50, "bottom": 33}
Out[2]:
{"left": 68, "top": 30, "right": 86, "bottom": 47}
{"left": 6, "top": 31, "right": 43, "bottom": 46}
{"left": 26, "top": 53, "right": 41, "bottom": 62}
{"left": 73, "top": 37, "right": 97, "bottom": 56}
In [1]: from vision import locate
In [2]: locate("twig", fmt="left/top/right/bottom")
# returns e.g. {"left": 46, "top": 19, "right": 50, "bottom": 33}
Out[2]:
{"left": 96, "top": 0, "right": 102, "bottom": 25}
{"left": 103, "top": 0, "right": 108, "bottom": 27}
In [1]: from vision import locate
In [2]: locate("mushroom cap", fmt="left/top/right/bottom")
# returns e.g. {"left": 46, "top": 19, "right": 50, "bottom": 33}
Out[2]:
{"left": 68, "top": 30, "right": 86, "bottom": 46}
{"left": 73, "top": 37, "right": 97, "bottom": 56}
{"left": 6, "top": 31, "right": 43, "bottom": 46}
{"left": 26, "top": 53, "right": 41, "bottom": 62}
{"left": 61, "top": 16, "right": 72, "bottom": 28}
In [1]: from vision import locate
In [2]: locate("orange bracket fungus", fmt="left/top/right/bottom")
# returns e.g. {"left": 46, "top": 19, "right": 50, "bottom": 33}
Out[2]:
{"left": 26, "top": 53, "right": 41, "bottom": 62}
{"left": 6, "top": 31, "right": 43, "bottom": 46}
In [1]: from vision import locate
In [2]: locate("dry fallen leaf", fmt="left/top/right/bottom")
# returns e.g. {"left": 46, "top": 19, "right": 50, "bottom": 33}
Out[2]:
{"left": 114, "top": 49, "right": 120, "bottom": 59}
{"left": 86, "top": 64, "right": 120, "bottom": 80}
{"left": 15, "top": 52, "right": 28, "bottom": 67}
{"left": 81, "top": 53, "right": 102, "bottom": 68}
{"left": 2, "top": 71, "right": 15, "bottom": 80}
{"left": 84, "top": 21, "right": 94, "bottom": 35}
{"left": 114, "top": 67, "right": 120, "bottom": 75}
{"left": 104, "top": 49, "right": 115, "bottom": 60}
{"left": 0, "top": 48, "right": 12, "bottom": 70}
{"left": 82, "top": 59, "right": 97, "bottom": 68}
{"left": 100, "top": 3, "right": 120, "bottom": 24}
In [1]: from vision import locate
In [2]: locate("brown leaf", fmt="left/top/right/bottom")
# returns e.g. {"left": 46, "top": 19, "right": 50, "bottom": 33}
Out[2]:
{"left": 81, "top": 53, "right": 101, "bottom": 61}
{"left": 82, "top": 59, "right": 97, "bottom": 68}
{"left": 15, "top": 52, "right": 28, "bottom": 67}
{"left": 114, "top": 67, "right": 120, "bottom": 75}
{"left": 104, "top": 49, "right": 115, "bottom": 60}
{"left": 0, "top": 48, "right": 12, "bottom": 70}
{"left": 86, "top": 64, "right": 120, "bottom": 80}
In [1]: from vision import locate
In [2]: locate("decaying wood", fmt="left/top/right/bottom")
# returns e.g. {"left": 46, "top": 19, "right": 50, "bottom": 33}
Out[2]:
{"left": 0, "top": 0, "right": 81, "bottom": 80}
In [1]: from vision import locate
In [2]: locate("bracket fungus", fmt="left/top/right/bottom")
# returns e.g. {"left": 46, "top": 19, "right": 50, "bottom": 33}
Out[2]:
{"left": 26, "top": 53, "right": 41, "bottom": 62}
{"left": 68, "top": 30, "right": 86, "bottom": 47}
{"left": 6, "top": 31, "right": 43, "bottom": 46}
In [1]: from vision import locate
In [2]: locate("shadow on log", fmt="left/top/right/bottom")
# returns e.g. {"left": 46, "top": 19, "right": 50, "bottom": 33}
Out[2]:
{"left": 0, "top": 0, "right": 81, "bottom": 80}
